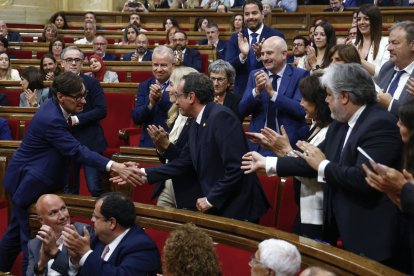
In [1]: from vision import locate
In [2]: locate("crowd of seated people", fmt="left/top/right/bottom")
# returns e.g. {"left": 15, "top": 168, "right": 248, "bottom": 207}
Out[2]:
{"left": 1, "top": 1, "right": 414, "bottom": 274}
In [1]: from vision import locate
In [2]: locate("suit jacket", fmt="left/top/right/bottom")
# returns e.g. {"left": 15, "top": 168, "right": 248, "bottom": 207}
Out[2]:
{"left": 26, "top": 222, "right": 93, "bottom": 276}
{"left": 223, "top": 91, "right": 242, "bottom": 121}
{"left": 198, "top": 39, "right": 227, "bottom": 60}
{"left": 101, "top": 53, "right": 119, "bottom": 61}
{"left": 79, "top": 225, "right": 161, "bottom": 276}
{"left": 375, "top": 60, "right": 414, "bottom": 116}
{"left": 225, "top": 25, "right": 285, "bottom": 95}
{"left": 182, "top": 48, "right": 202, "bottom": 72}
{"left": 0, "top": 118, "right": 12, "bottom": 140}
{"left": 7, "top": 32, "right": 22, "bottom": 42}
{"left": 73, "top": 74, "right": 108, "bottom": 153}
{"left": 131, "top": 77, "right": 172, "bottom": 147}
{"left": 0, "top": 93, "right": 8, "bottom": 106}
{"left": 3, "top": 98, "right": 109, "bottom": 209}
{"left": 146, "top": 102, "right": 269, "bottom": 222}
{"left": 152, "top": 118, "right": 203, "bottom": 210}
{"left": 239, "top": 65, "right": 309, "bottom": 155}
{"left": 123, "top": 50, "right": 152, "bottom": 62}
{"left": 276, "top": 104, "right": 402, "bottom": 261}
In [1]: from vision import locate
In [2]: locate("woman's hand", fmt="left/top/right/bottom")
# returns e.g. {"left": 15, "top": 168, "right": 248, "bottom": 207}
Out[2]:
{"left": 24, "top": 89, "right": 38, "bottom": 107}
{"left": 147, "top": 124, "right": 170, "bottom": 152}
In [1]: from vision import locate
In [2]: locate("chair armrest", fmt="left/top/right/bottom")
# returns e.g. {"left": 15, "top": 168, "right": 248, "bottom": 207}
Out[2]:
{"left": 118, "top": 127, "right": 142, "bottom": 145}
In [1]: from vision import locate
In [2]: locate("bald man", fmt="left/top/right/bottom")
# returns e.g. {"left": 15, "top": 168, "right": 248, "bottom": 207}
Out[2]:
{"left": 239, "top": 36, "right": 309, "bottom": 156}
{"left": 123, "top": 34, "right": 152, "bottom": 62}
{"left": 26, "top": 194, "right": 93, "bottom": 276}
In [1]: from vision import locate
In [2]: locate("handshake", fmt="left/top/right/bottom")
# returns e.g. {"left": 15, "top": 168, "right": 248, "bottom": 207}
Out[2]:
{"left": 110, "top": 162, "right": 148, "bottom": 187}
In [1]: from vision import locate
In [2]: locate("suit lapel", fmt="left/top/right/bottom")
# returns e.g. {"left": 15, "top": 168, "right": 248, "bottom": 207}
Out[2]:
{"left": 277, "top": 64, "right": 293, "bottom": 96}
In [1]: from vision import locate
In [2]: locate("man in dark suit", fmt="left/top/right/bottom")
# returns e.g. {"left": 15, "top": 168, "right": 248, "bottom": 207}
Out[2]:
{"left": 0, "top": 72, "right": 135, "bottom": 274}
{"left": 92, "top": 36, "right": 118, "bottom": 61}
{"left": 122, "top": 73, "right": 269, "bottom": 221}
{"left": 0, "top": 20, "right": 22, "bottom": 42}
{"left": 131, "top": 46, "right": 173, "bottom": 148}
{"left": 172, "top": 30, "right": 202, "bottom": 72}
{"left": 198, "top": 23, "right": 227, "bottom": 60}
{"left": 242, "top": 63, "right": 403, "bottom": 266}
{"left": 62, "top": 192, "right": 161, "bottom": 276}
{"left": 225, "top": 0, "right": 284, "bottom": 95}
{"left": 123, "top": 33, "right": 152, "bottom": 62}
{"left": 60, "top": 46, "right": 108, "bottom": 197}
{"left": 240, "top": 36, "right": 308, "bottom": 156}
{"left": 376, "top": 21, "right": 414, "bottom": 117}
{"left": 27, "top": 194, "right": 93, "bottom": 276}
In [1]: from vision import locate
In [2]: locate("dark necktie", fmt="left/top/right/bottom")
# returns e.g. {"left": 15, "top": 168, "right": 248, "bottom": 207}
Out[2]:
{"left": 67, "top": 116, "right": 72, "bottom": 127}
{"left": 388, "top": 70, "right": 405, "bottom": 96}
{"left": 266, "top": 75, "right": 279, "bottom": 132}
{"left": 249, "top": 33, "right": 258, "bottom": 70}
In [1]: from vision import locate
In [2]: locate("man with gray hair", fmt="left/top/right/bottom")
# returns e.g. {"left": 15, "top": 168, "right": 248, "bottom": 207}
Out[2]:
{"left": 242, "top": 63, "right": 403, "bottom": 267}
{"left": 131, "top": 45, "right": 174, "bottom": 147}
{"left": 376, "top": 20, "right": 414, "bottom": 116}
{"left": 250, "top": 239, "right": 301, "bottom": 276}
{"left": 74, "top": 22, "right": 96, "bottom": 45}
{"left": 92, "top": 35, "right": 118, "bottom": 61}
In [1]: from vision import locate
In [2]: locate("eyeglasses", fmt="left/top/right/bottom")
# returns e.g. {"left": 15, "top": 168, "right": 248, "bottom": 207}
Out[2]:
{"left": 65, "top": 90, "right": 88, "bottom": 102}
{"left": 93, "top": 43, "right": 107, "bottom": 46}
{"left": 210, "top": 77, "right": 227, "bottom": 83}
{"left": 63, "top": 58, "right": 83, "bottom": 64}
{"left": 293, "top": 43, "right": 304, "bottom": 47}
{"left": 174, "top": 92, "right": 185, "bottom": 98}
{"left": 248, "top": 255, "right": 263, "bottom": 267}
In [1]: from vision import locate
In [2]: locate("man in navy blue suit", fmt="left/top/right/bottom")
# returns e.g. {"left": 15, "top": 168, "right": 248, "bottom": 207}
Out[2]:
{"left": 242, "top": 64, "right": 403, "bottom": 267}
{"left": 123, "top": 33, "right": 152, "bottom": 62}
{"left": 60, "top": 46, "right": 108, "bottom": 197}
{"left": 225, "top": 0, "right": 284, "bottom": 95}
{"left": 62, "top": 192, "right": 161, "bottom": 276}
{"left": 121, "top": 73, "right": 269, "bottom": 222}
{"left": 92, "top": 36, "right": 118, "bottom": 61}
{"left": 131, "top": 46, "right": 173, "bottom": 147}
{"left": 0, "top": 21, "right": 22, "bottom": 42}
{"left": 198, "top": 23, "right": 227, "bottom": 60}
{"left": 240, "top": 36, "right": 308, "bottom": 156}
{"left": 0, "top": 72, "right": 136, "bottom": 274}
{"left": 173, "top": 30, "right": 202, "bottom": 72}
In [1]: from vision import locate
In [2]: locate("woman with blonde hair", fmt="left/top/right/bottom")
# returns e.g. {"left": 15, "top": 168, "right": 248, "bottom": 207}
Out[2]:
{"left": 42, "top": 23, "right": 58, "bottom": 43}
{"left": 147, "top": 66, "right": 203, "bottom": 210}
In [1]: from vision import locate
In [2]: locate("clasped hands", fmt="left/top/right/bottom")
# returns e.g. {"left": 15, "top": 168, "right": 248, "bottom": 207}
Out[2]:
{"left": 237, "top": 32, "right": 264, "bottom": 61}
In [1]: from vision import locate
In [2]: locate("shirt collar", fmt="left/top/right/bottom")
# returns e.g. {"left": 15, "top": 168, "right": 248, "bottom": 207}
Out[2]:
{"left": 247, "top": 24, "right": 264, "bottom": 38}
{"left": 59, "top": 104, "right": 71, "bottom": 121}
{"left": 347, "top": 105, "right": 366, "bottom": 129}
{"left": 195, "top": 105, "right": 206, "bottom": 125}
{"left": 106, "top": 228, "right": 130, "bottom": 257}
{"left": 267, "top": 63, "right": 287, "bottom": 79}
{"left": 394, "top": 59, "right": 414, "bottom": 75}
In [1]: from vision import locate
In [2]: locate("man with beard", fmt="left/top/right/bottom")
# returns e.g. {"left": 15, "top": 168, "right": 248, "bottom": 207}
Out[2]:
{"left": 172, "top": 30, "right": 202, "bottom": 72}
{"left": 123, "top": 34, "right": 152, "bottom": 62}
{"left": 225, "top": 0, "right": 284, "bottom": 95}
{"left": 127, "top": 13, "right": 147, "bottom": 32}
{"left": 291, "top": 36, "right": 309, "bottom": 69}
{"left": 239, "top": 36, "right": 308, "bottom": 156}
{"left": 92, "top": 35, "right": 118, "bottom": 61}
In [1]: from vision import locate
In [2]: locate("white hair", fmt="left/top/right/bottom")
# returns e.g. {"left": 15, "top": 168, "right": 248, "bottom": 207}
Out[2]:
{"left": 258, "top": 239, "right": 301, "bottom": 276}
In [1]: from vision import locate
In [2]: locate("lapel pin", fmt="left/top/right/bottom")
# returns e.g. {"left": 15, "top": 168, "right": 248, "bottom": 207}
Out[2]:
{"left": 203, "top": 123, "right": 206, "bottom": 127}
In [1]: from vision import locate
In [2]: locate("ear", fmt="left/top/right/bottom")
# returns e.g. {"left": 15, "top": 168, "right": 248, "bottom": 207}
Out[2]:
{"left": 340, "top": 91, "right": 350, "bottom": 104}
{"left": 409, "top": 40, "right": 414, "bottom": 52}
{"left": 109, "top": 217, "right": 117, "bottom": 230}
{"left": 56, "top": 92, "right": 64, "bottom": 103}
{"left": 188, "top": 91, "right": 196, "bottom": 104}
{"left": 37, "top": 215, "right": 44, "bottom": 224}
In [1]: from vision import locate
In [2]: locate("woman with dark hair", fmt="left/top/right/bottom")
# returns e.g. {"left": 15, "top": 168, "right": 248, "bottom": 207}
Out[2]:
{"left": 48, "top": 37, "right": 65, "bottom": 62}
{"left": 305, "top": 21, "right": 336, "bottom": 75}
{"left": 42, "top": 23, "right": 58, "bottom": 43}
{"left": 231, "top": 14, "right": 244, "bottom": 33}
{"left": 163, "top": 17, "right": 179, "bottom": 32}
{"left": 328, "top": 44, "right": 361, "bottom": 65}
{"left": 0, "top": 51, "right": 20, "bottom": 80}
{"left": 19, "top": 66, "right": 49, "bottom": 107}
{"left": 119, "top": 24, "right": 139, "bottom": 45}
{"left": 49, "top": 12, "right": 69, "bottom": 30}
{"left": 193, "top": 17, "right": 209, "bottom": 32}
{"left": 85, "top": 54, "right": 119, "bottom": 83}
{"left": 245, "top": 76, "right": 332, "bottom": 239}
{"left": 354, "top": 4, "right": 389, "bottom": 77}
{"left": 165, "top": 26, "right": 179, "bottom": 45}
{"left": 39, "top": 54, "right": 61, "bottom": 81}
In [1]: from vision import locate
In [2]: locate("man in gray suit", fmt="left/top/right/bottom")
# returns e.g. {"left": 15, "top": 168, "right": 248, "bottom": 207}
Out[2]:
{"left": 376, "top": 21, "right": 414, "bottom": 116}
{"left": 26, "top": 194, "right": 92, "bottom": 276}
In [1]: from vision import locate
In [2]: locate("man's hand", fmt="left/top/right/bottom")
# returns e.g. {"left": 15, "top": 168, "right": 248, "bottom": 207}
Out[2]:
{"left": 237, "top": 32, "right": 249, "bottom": 59}
{"left": 377, "top": 90, "right": 393, "bottom": 109}
{"left": 147, "top": 125, "right": 170, "bottom": 152}
{"left": 254, "top": 70, "right": 273, "bottom": 96}
{"left": 62, "top": 225, "right": 91, "bottom": 265}
{"left": 36, "top": 225, "right": 59, "bottom": 258}
{"left": 109, "top": 162, "right": 146, "bottom": 187}
{"left": 261, "top": 126, "right": 292, "bottom": 157}
{"left": 252, "top": 38, "right": 265, "bottom": 59}
{"left": 196, "top": 197, "right": 212, "bottom": 212}
{"left": 149, "top": 83, "right": 162, "bottom": 108}
{"left": 296, "top": 140, "right": 326, "bottom": 170}
{"left": 241, "top": 151, "right": 266, "bottom": 174}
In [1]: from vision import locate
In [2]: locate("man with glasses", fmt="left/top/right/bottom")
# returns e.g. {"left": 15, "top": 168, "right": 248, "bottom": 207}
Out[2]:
{"left": 131, "top": 45, "right": 173, "bottom": 147}
{"left": 291, "top": 35, "right": 309, "bottom": 69}
{"left": 92, "top": 35, "right": 118, "bottom": 61}
{"left": 59, "top": 46, "right": 108, "bottom": 198}
{"left": 0, "top": 72, "right": 137, "bottom": 274}
{"left": 172, "top": 30, "right": 202, "bottom": 72}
